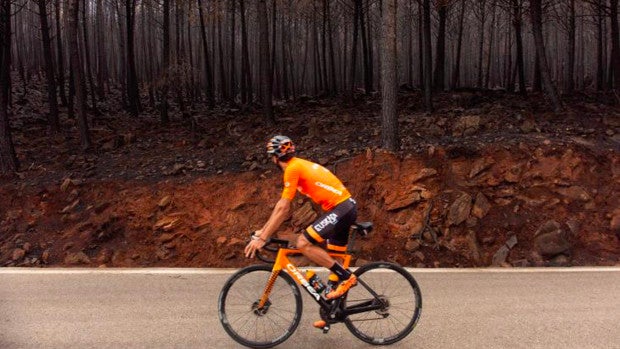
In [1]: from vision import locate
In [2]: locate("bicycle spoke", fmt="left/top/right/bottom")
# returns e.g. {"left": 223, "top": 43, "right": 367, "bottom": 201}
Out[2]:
{"left": 344, "top": 263, "right": 422, "bottom": 345}
{"left": 219, "top": 265, "right": 302, "bottom": 348}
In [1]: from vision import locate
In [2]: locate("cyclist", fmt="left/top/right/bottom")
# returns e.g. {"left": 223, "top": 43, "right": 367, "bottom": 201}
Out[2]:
{"left": 244, "top": 135, "right": 358, "bottom": 324}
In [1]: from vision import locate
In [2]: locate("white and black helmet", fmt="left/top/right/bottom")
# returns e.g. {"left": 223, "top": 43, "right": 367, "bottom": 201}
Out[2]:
{"left": 266, "top": 135, "right": 296, "bottom": 159}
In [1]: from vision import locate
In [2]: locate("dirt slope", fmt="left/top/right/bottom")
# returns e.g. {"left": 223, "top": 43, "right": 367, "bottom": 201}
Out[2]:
{"left": 0, "top": 90, "right": 619, "bottom": 268}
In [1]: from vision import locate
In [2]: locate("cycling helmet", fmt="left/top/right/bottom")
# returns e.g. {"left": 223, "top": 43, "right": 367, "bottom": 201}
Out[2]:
{"left": 266, "top": 135, "right": 296, "bottom": 159}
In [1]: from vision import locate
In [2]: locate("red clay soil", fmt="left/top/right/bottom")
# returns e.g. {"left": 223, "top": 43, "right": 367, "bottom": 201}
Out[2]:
{"left": 0, "top": 91, "right": 619, "bottom": 268}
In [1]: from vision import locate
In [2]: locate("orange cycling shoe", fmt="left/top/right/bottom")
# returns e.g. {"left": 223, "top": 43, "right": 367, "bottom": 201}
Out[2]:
{"left": 326, "top": 275, "right": 357, "bottom": 299}
{"left": 313, "top": 320, "right": 327, "bottom": 329}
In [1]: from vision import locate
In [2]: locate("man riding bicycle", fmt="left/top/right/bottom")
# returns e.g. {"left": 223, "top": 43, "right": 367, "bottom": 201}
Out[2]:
{"left": 244, "top": 135, "right": 358, "bottom": 327}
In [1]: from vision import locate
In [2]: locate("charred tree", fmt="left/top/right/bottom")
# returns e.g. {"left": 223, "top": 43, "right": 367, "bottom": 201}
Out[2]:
{"left": 197, "top": 0, "right": 215, "bottom": 109}
{"left": 475, "top": 0, "right": 487, "bottom": 88}
{"left": 239, "top": 0, "right": 252, "bottom": 105}
{"left": 610, "top": 0, "right": 620, "bottom": 88}
{"left": 433, "top": 1, "right": 448, "bottom": 91}
{"left": 529, "top": 0, "right": 562, "bottom": 111}
{"left": 422, "top": 0, "right": 433, "bottom": 112}
{"left": 125, "top": 0, "right": 141, "bottom": 116}
{"left": 349, "top": 0, "right": 360, "bottom": 95}
{"left": 54, "top": 0, "right": 67, "bottom": 106}
{"left": 216, "top": 0, "right": 228, "bottom": 102}
{"left": 0, "top": 0, "right": 18, "bottom": 173}
{"left": 596, "top": 0, "right": 604, "bottom": 90}
{"left": 36, "top": 0, "right": 60, "bottom": 132}
{"left": 160, "top": 0, "right": 170, "bottom": 122}
{"left": 381, "top": 0, "right": 399, "bottom": 151}
{"left": 566, "top": 0, "right": 576, "bottom": 92}
{"left": 67, "top": 0, "right": 92, "bottom": 150}
{"left": 512, "top": 0, "right": 527, "bottom": 95}
{"left": 359, "top": 0, "right": 372, "bottom": 94}
{"left": 257, "top": 0, "right": 274, "bottom": 124}
{"left": 229, "top": 0, "right": 237, "bottom": 102}
{"left": 451, "top": 0, "right": 466, "bottom": 89}
{"left": 82, "top": 1, "right": 97, "bottom": 110}
{"left": 95, "top": 0, "right": 107, "bottom": 98}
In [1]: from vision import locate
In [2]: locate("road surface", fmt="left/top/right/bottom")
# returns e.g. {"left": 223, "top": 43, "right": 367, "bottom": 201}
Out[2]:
{"left": 1, "top": 267, "right": 619, "bottom": 348}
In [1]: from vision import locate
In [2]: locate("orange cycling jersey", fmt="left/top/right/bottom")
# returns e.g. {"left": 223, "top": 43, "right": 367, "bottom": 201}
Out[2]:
{"left": 281, "top": 157, "right": 351, "bottom": 211}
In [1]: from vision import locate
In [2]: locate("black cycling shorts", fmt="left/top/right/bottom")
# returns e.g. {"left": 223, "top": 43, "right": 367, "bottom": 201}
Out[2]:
{"left": 303, "top": 198, "right": 357, "bottom": 252}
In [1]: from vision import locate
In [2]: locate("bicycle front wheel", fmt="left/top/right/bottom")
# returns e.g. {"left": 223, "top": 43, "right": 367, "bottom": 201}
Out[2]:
{"left": 344, "top": 262, "right": 422, "bottom": 345}
{"left": 218, "top": 264, "right": 302, "bottom": 348}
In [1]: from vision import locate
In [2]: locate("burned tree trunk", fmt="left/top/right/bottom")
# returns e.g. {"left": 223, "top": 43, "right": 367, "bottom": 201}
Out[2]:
{"left": 381, "top": 0, "right": 399, "bottom": 151}
{"left": 512, "top": 0, "right": 527, "bottom": 95}
{"left": 36, "top": 0, "right": 60, "bottom": 132}
{"left": 529, "top": 0, "right": 562, "bottom": 111}
{"left": 0, "top": 0, "right": 18, "bottom": 173}
{"left": 433, "top": 2, "right": 448, "bottom": 91}
{"left": 54, "top": 0, "right": 67, "bottom": 106}
{"left": 451, "top": 0, "right": 466, "bottom": 89}
{"left": 197, "top": 0, "right": 215, "bottom": 109}
{"left": 67, "top": 0, "right": 92, "bottom": 150}
{"left": 125, "top": 0, "right": 141, "bottom": 116}
{"left": 422, "top": 0, "right": 433, "bottom": 112}
{"left": 257, "top": 0, "right": 274, "bottom": 124}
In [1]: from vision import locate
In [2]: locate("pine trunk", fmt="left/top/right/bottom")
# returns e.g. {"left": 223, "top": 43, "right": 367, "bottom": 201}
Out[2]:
{"left": 160, "top": 0, "right": 170, "bottom": 123}
{"left": 126, "top": 0, "right": 141, "bottom": 116}
{"left": 82, "top": 1, "right": 97, "bottom": 110}
{"left": 529, "top": 0, "right": 562, "bottom": 111}
{"left": 0, "top": 0, "right": 18, "bottom": 173}
{"left": 349, "top": 0, "right": 360, "bottom": 95}
{"left": 327, "top": 0, "right": 337, "bottom": 95}
{"left": 37, "top": 0, "right": 60, "bottom": 132}
{"left": 610, "top": 0, "right": 620, "bottom": 89}
{"left": 257, "top": 0, "right": 274, "bottom": 124}
{"left": 239, "top": 0, "right": 252, "bottom": 105}
{"left": 359, "top": 0, "right": 372, "bottom": 94}
{"left": 216, "top": 0, "right": 228, "bottom": 102}
{"left": 96, "top": 0, "right": 107, "bottom": 98}
{"left": 67, "top": 0, "right": 92, "bottom": 150}
{"left": 197, "top": 0, "right": 215, "bottom": 109}
{"left": 566, "top": 0, "right": 575, "bottom": 92}
{"left": 381, "top": 0, "right": 398, "bottom": 151}
{"left": 54, "top": 0, "right": 68, "bottom": 106}
{"left": 476, "top": 0, "right": 487, "bottom": 88}
{"left": 451, "top": 0, "right": 465, "bottom": 89}
{"left": 229, "top": 0, "right": 237, "bottom": 102}
{"left": 597, "top": 0, "right": 604, "bottom": 90}
{"left": 433, "top": 3, "right": 447, "bottom": 91}
{"left": 512, "top": 0, "right": 527, "bottom": 95}
{"left": 422, "top": 0, "right": 433, "bottom": 112}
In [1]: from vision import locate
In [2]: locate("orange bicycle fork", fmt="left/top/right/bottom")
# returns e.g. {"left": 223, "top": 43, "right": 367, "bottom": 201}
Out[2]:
{"left": 257, "top": 248, "right": 352, "bottom": 310}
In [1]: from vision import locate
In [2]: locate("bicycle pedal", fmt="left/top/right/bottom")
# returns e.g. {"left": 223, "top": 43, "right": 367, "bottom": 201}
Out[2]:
{"left": 322, "top": 325, "right": 330, "bottom": 334}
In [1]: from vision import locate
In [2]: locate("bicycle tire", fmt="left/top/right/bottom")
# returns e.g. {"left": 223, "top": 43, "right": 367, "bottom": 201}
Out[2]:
{"left": 218, "top": 264, "right": 303, "bottom": 348}
{"left": 344, "top": 262, "right": 422, "bottom": 345}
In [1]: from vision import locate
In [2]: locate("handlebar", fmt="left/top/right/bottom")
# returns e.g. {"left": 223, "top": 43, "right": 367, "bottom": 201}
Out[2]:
{"left": 251, "top": 232, "right": 294, "bottom": 264}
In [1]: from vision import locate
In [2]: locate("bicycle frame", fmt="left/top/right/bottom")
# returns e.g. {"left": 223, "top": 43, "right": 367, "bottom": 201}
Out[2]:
{"left": 258, "top": 248, "right": 351, "bottom": 310}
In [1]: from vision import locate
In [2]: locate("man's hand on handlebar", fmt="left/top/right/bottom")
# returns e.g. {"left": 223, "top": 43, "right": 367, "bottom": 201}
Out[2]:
{"left": 244, "top": 231, "right": 267, "bottom": 259}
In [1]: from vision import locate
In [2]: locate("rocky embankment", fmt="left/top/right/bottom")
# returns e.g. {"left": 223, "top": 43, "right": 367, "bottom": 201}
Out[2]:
{"left": 1, "top": 141, "right": 618, "bottom": 268}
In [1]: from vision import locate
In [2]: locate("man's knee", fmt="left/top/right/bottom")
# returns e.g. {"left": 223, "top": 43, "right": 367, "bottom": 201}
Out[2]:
{"left": 296, "top": 234, "right": 312, "bottom": 250}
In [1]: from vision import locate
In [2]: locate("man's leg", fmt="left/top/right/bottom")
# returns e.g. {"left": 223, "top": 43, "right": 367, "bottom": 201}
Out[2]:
{"left": 297, "top": 234, "right": 356, "bottom": 299}
{"left": 296, "top": 234, "right": 335, "bottom": 268}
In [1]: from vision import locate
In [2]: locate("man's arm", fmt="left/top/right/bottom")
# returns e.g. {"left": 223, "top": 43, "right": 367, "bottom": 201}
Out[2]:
{"left": 244, "top": 198, "right": 291, "bottom": 258}
{"left": 258, "top": 197, "right": 291, "bottom": 240}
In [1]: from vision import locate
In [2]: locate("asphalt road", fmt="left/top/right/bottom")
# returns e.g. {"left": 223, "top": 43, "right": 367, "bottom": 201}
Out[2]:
{"left": 1, "top": 267, "right": 619, "bottom": 349}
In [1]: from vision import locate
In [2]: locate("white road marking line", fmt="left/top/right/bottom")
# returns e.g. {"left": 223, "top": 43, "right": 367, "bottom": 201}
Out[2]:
{"left": 0, "top": 266, "right": 619, "bottom": 275}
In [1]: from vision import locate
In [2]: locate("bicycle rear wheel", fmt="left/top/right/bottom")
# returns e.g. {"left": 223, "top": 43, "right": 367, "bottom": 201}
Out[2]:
{"left": 218, "top": 264, "right": 302, "bottom": 348}
{"left": 344, "top": 262, "right": 422, "bottom": 345}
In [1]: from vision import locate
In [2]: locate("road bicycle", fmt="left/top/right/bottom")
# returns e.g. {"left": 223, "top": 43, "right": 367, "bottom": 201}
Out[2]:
{"left": 218, "top": 222, "right": 423, "bottom": 348}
